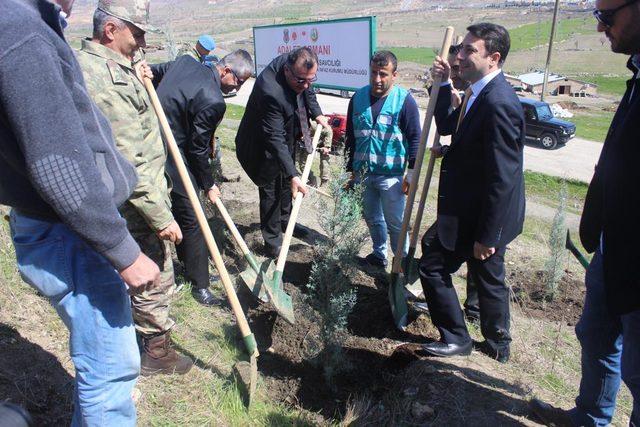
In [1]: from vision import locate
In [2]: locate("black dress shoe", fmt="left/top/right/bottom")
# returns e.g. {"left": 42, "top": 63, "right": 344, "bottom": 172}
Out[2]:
{"left": 292, "top": 224, "right": 310, "bottom": 239}
{"left": 474, "top": 341, "right": 510, "bottom": 363}
{"left": 191, "top": 288, "right": 225, "bottom": 307}
{"left": 418, "top": 340, "right": 472, "bottom": 357}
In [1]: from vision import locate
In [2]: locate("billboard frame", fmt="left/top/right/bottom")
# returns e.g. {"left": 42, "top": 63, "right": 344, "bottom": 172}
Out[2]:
{"left": 252, "top": 16, "right": 377, "bottom": 92}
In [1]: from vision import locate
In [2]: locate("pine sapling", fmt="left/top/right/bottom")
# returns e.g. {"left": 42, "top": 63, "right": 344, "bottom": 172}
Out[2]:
{"left": 305, "top": 159, "right": 368, "bottom": 386}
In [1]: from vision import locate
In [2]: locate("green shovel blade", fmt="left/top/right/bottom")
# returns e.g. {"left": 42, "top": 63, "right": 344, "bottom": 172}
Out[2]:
{"left": 389, "top": 270, "right": 409, "bottom": 330}
{"left": 259, "top": 263, "right": 295, "bottom": 324}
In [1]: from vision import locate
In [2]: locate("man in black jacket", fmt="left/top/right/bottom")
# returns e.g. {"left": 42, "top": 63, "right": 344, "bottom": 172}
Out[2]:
{"left": 236, "top": 47, "right": 328, "bottom": 256}
{"left": 530, "top": 1, "right": 640, "bottom": 425}
{"left": 417, "top": 23, "right": 525, "bottom": 363}
{"left": 152, "top": 50, "right": 253, "bottom": 305}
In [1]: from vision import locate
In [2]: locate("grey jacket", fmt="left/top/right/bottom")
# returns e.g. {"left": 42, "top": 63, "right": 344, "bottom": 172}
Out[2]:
{"left": 0, "top": 0, "right": 140, "bottom": 270}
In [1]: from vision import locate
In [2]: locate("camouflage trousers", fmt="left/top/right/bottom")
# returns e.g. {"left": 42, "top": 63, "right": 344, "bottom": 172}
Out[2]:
{"left": 295, "top": 146, "right": 330, "bottom": 186}
{"left": 123, "top": 208, "right": 176, "bottom": 337}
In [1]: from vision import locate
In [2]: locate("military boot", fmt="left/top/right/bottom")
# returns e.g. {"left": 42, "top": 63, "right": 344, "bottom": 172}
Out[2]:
{"left": 140, "top": 331, "right": 193, "bottom": 376}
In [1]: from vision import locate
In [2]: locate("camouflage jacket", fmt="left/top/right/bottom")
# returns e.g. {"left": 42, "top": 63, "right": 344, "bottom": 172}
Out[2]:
{"left": 176, "top": 43, "right": 200, "bottom": 62}
{"left": 76, "top": 39, "right": 174, "bottom": 232}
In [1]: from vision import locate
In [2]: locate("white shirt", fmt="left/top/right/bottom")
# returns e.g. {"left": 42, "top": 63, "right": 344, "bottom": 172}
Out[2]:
{"left": 630, "top": 54, "right": 640, "bottom": 103}
{"left": 465, "top": 68, "right": 502, "bottom": 114}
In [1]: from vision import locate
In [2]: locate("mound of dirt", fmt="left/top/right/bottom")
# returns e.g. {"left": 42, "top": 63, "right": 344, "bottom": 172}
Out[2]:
{"left": 509, "top": 267, "right": 585, "bottom": 326}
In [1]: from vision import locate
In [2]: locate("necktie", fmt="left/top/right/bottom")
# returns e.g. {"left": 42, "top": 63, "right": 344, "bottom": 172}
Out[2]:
{"left": 456, "top": 87, "right": 473, "bottom": 132}
{"left": 297, "top": 94, "right": 313, "bottom": 153}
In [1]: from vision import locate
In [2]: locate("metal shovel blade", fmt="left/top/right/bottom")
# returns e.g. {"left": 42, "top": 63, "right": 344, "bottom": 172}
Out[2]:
{"left": 238, "top": 255, "right": 274, "bottom": 303}
{"left": 389, "top": 270, "right": 409, "bottom": 330}
{"left": 402, "top": 248, "right": 421, "bottom": 292}
{"left": 233, "top": 356, "right": 258, "bottom": 407}
{"left": 259, "top": 261, "right": 295, "bottom": 324}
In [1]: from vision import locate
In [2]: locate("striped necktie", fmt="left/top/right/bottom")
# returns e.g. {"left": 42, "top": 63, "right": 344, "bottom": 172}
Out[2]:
{"left": 456, "top": 87, "right": 473, "bottom": 132}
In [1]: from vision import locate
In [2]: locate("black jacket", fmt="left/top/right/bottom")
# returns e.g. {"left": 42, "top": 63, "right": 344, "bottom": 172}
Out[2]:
{"left": 580, "top": 57, "right": 640, "bottom": 315}
{"left": 235, "top": 54, "right": 322, "bottom": 186}
{"left": 433, "top": 72, "right": 526, "bottom": 252}
{"left": 151, "top": 56, "right": 225, "bottom": 193}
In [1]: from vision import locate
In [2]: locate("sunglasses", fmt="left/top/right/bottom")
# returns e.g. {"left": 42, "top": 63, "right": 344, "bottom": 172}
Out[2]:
{"left": 449, "top": 43, "right": 463, "bottom": 55}
{"left": 593, "top": 0, "right": 639, "bottom": 27}
{"left": 230, "top": 69, "right": 246, "bottom": 87}
{"left": 285, "top": 65, "right": 318, "bottom": 84}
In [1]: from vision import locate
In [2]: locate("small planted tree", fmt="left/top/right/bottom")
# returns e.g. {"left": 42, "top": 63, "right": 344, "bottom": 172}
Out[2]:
{"left": 544, "top": 182, "right": 568, "bottom": 301}
{"left": 305, "top": 160, "right": 368, "bottom": 386}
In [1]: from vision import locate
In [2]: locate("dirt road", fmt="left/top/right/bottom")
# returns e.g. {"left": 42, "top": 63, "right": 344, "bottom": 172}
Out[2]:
{"left": 229, "top": 79, "right": 602, "bottom": 183}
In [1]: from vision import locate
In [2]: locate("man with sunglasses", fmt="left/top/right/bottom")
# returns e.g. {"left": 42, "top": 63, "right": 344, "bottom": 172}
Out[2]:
{"left": 530, "top": 1, "right": 640, "bottom": 425}
{"left": 236, "top": 47, "right": 329, "bottom": 257}
{"left": 150, "top": 50, "right": 254, "bottom": 306}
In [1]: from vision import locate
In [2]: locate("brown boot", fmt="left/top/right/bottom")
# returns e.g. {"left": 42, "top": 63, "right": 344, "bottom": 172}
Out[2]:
{"left": 140, "top": 332, "right": 193, "bottom": 376}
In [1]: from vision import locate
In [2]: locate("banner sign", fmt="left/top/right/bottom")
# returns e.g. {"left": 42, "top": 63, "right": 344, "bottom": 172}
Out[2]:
{"left": 253, "top": 17, "right": 377, "bottom": 91}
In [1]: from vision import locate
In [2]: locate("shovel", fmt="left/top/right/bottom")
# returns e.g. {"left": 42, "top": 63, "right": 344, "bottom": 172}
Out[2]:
{"left": 566, "top": 230, "right": 590, "bottom": 270}
{"left": 389, "top": 26, "right": 455, "bottom": 330}
{"left": 261, "top": 125, "right": 324, "bottom": 325}
{"left": 144, "top": 77, "right": 258, "bottom": 404}
{"left": 404, "top": 34, "right": 464, "bottom": 297}
{"left": 213, "top": 198, "right": 273, "bottom": 303}
{"left": 403, "top": 131, "right": 442, "bottom": 299}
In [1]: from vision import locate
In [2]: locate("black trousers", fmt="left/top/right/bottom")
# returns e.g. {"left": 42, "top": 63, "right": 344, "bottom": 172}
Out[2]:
{"left": 419, "top": 224, "right": 512, "bottom": 352}
{"left": 170, "top": 189, "right": 209, "bottom": 290}
{"left": 258, "top": 173, "right": 292, "bottom": 251}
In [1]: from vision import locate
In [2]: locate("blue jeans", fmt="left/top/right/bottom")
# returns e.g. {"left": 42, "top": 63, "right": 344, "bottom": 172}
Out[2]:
{"left": 9, "top": 211, "right": 139, "bottom": 427}
{"left": 361, "top": 174, "right": 408, "bottom": 261}
{"left": 569, "top": 248, "right": 640, "bottom": 426}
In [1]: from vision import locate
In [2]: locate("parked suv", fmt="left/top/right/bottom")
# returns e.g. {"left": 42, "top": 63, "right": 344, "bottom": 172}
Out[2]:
{"left": 519, "top": 97, "right": 576, "bottom": 149}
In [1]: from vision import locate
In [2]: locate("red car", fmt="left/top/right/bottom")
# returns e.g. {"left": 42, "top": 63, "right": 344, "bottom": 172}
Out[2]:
{"left": 327, "top": 113, "right": 347, "bottom": 153}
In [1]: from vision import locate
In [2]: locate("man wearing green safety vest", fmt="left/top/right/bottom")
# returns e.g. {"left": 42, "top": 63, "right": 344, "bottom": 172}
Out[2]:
{"left": 345, "top": 50, "right": 422, "bottom": 268}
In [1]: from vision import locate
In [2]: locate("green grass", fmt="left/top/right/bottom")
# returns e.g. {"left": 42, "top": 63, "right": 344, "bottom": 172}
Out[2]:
{"left": 576, "top": 75, "right": 628, "bottom": 96}
{"left": 509, "top": 17, "right": 594, "bottom": 51}
{"left": 567, "top": 110, "right": 615, "bottom": 142}
{"left": 382, "top": 47, "right": 437, "bottom": 65}
{"left": 225, "top": 104, "right": 246, "bottom": 121}
{"left": 524, "top": 171, "right": 588, "bottom": 212}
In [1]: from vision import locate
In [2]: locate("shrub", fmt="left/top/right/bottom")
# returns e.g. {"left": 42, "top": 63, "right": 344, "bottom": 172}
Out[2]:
{"left": 544, "top": 182, "right": 568, "bottom": 301}
{"left": 305, "top": 159, "right": 368, "bottom": 386}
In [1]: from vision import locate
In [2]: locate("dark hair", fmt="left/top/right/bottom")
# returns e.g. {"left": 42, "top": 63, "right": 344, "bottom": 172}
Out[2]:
{"left": 286, "top": 47, "right": 318, "bottom": 70}
{"left": 466, "top": 22, "right": 511, "bottom": 65}
{"left": 371, "top": 50, "right": 398, "bottom": 72}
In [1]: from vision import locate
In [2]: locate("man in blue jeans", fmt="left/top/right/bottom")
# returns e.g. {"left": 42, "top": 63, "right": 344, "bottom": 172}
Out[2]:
{"left": 0, "top": 0, "right": 160, "bottom": 425}
{"left": 530, "top": 0, "right": 640, "bottom": 424}
{"left": 345, "top": 50, "right": 421, "bottom": 268}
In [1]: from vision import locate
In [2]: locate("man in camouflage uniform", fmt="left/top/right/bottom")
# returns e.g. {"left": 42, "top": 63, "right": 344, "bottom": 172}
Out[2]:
{"left": 295, "top": 119, "right": 333, "bottom": 187}
{"left": 76, "top": 0, "right": 193, "bottom": 376}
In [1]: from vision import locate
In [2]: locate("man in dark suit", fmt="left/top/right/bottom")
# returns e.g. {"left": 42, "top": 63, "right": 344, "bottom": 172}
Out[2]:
{"left": 530, "top": 1, "right": 640, "bottom": 425}
{"left": 152, "top": 50, "right": 253, "bottom": 305}
{"left": 417, "top": 23, "right": 525, "bottom": 363}
{"left": 236, "top": 47, "right": 328, "bottom": 256}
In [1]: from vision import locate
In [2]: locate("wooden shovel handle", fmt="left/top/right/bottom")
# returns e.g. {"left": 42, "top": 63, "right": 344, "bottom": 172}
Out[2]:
{"left": 409, "top": 132, "right": 441, "bottom": 248}
{"left": 275, "top": 125, "right": 323, "bottom": 272}
{"left": 143, "top": 77, "right": 257, "bottom": 356}
{"left": 408, "top": 34, "right": 464, "bottom": 250}
{"left": 214, "top": 198, "right": 252, "bottom": 257}
{"left": 391, "top": 26, "right": 454, "bottom": 273}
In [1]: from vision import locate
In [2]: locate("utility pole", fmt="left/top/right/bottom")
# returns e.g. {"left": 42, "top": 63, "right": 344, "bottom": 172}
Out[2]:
{"left": 541, "top": 0, "right": 561, "bottom": 102}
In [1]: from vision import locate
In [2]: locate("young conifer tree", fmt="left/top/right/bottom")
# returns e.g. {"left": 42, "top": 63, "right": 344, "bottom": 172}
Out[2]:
{"left": 306, "top": 158, "right": 368, "bottom": 385}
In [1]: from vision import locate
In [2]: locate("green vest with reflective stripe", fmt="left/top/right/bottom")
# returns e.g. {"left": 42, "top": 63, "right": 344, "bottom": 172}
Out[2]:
{"left": 352, "top": 85, "right": 408, "bottom": 176}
